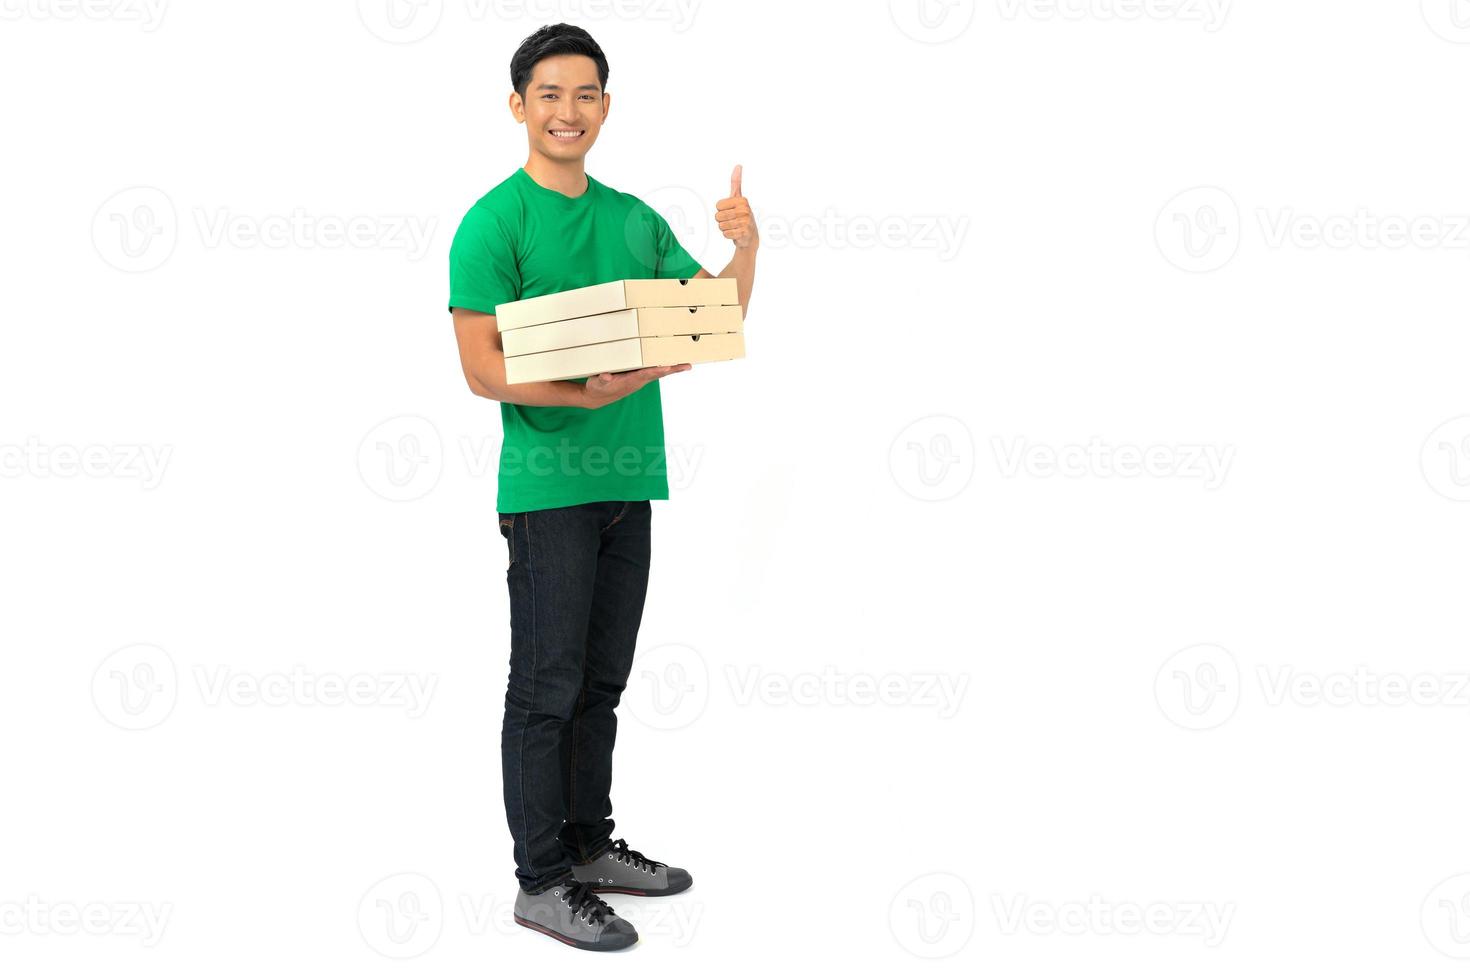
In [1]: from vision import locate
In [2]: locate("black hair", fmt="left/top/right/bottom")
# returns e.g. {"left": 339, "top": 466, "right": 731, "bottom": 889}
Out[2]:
{"left": 510, "top": 23, "right": 609, "bottom": 98}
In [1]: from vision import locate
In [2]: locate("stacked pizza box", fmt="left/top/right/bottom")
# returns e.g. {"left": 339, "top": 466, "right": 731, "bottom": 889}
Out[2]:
{"left": 495, "top": 277, "right": 745, "bottom": 385}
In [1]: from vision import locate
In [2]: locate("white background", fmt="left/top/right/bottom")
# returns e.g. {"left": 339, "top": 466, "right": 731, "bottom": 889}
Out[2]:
{"left": 4, "top": 0, "right": 1470, "bottom": 974}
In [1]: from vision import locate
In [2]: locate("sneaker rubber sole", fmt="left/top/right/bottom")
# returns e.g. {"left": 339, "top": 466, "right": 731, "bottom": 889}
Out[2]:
{"left": 513, "top": 914, "right": 637, "bottom": 951}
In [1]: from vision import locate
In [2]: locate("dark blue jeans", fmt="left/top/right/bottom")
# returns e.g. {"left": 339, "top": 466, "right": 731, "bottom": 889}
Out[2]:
{"left": 497, "top": 499, "right": 652, "bottom": 893}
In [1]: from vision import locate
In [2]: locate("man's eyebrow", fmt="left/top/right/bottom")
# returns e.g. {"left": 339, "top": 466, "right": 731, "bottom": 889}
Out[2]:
{"left": 535, "top": 83, "right": 602, "bottom": 91}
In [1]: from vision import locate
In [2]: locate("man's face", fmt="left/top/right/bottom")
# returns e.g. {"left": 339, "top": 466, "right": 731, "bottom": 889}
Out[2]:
{"left": 512, "top": 54, "right": 608, "bottom": 163}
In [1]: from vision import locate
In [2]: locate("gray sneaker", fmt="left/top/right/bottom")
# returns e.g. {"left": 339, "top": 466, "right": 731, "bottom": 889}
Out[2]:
{"left": 513, "top": 878, "right": 638, "bottom": 951}
{"left": 570, "top": 838, "right": 693, "bottom": 897}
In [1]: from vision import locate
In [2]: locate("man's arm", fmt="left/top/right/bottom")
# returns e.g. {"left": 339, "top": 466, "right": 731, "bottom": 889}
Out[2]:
{"left": 452, "top": 306, "right": 688, "bottom": 408}
{"left": 693, "top": 246, "right": 756, "bottom": 318}
{"left": 452, "top": 307, "right": 591, "bottom": 407}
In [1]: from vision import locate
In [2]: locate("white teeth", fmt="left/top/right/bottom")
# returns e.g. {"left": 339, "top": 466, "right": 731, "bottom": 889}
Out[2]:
{"left": 551, "top": 130, "right": 583, "bottom": 137}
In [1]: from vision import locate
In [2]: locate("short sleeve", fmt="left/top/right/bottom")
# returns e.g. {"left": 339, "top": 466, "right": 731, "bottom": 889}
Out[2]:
{"left": 654, "top": 209, "right": 702, "bottom": 279}
{"left": 448, "top": 205, "right": 520, "bottom": 314}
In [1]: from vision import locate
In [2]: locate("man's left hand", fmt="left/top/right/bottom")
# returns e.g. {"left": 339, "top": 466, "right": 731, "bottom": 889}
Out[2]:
{"left": 715, "top": 164, "right": 758, "bottom": 251}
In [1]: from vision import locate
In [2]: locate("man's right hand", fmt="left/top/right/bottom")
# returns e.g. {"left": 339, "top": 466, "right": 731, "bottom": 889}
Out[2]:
{"left": 581, "top": 363, "right": 692, "bottom": 409}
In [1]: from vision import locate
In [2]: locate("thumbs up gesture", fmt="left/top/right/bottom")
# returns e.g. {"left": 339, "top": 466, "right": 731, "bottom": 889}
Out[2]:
{"left": 715, "top": 164, "right": 759, "bottom": 251}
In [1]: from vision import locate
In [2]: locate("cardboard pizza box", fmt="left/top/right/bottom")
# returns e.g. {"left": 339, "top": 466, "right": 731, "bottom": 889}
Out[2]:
{"left": 503, "top": 331, "right": 746, "bottom": 385}
{"left": 495, "top": 277, "right": 738, "bottom": 331}
{"left": 501, "top": 304, "right": 744, "bottom": 358}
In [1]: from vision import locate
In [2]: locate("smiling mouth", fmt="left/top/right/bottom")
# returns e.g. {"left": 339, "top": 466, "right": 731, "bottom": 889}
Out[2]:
{"left": 548, "top": 129, "right": 585, "bottom": 141}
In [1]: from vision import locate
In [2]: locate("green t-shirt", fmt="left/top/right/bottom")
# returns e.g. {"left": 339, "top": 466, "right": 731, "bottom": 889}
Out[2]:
{"left": 448, "top": 167, "right": 703, "bottom": 513}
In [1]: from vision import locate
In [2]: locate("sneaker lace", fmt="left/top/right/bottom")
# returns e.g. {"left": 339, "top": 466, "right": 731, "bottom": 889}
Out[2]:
{"left": 561, "top": 879, "right": 614, "bottom": 925}
{"left": 608, "top": 838, "right": 666, "bottom": 875}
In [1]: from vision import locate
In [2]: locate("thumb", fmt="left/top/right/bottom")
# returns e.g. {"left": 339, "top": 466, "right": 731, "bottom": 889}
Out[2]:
{"left": 730, "top": 164, "right": 743, "bottom": 199}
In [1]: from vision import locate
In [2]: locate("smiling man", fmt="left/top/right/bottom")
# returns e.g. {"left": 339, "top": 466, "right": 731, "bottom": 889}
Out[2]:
{"left": 447, "top": 24, "right": 758, "bottom": 952}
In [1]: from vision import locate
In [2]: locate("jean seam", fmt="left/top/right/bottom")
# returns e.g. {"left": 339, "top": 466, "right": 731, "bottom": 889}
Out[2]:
{"left": 567, "top": 679, "right": 590, "bottom": 862}
{"left": 517, "top": 510, "right": 538, "bottom": 878}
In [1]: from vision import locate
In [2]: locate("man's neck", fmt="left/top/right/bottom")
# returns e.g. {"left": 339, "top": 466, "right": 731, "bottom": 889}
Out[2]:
{"left": 523, "top": 153, "right": 589, "bottom": 198}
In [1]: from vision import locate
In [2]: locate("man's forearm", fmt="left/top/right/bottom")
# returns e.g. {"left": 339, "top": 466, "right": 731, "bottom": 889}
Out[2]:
{"left": 719, "top": 245, "right": 758, "bottom": 317}
{"left": 468, "top": 355, "right": 592, "bottom": 408}
{"left": 494, "top": 379, "right": 592, "bottom": 408}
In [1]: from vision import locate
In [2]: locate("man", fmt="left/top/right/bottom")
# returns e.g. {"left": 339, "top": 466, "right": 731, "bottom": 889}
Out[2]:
{"left": 447, "top": 23, "right": 758, "bottom": 951}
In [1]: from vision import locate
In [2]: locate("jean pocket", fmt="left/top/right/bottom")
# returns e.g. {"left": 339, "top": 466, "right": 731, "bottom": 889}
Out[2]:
{"left": 498, "top": 515, "right": 516, "bottom": 567}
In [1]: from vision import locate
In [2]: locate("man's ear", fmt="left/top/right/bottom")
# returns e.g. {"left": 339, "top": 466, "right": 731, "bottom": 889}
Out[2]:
{"left": 601, "top": 90, "right": 611, "bottom": 123}
{"left": 508, "top": 90, "right": 524, "bottom": 123}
